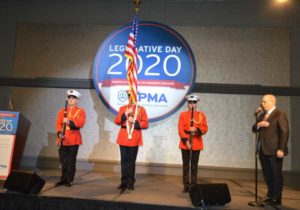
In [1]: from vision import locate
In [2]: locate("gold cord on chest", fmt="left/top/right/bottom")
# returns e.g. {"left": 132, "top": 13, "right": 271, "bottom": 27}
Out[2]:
{"left": 192, "top": 113, "right": 202, "bottom": 125}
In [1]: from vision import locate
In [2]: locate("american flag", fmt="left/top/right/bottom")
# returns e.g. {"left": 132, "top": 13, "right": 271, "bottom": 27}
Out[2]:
{"left": 125, "top": 14, "right": 139, "bottom": 104}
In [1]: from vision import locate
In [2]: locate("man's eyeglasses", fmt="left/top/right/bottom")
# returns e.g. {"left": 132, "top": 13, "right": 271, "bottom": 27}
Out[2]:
{"left": 188, "top": 101, "right": 197, "bottom": 104}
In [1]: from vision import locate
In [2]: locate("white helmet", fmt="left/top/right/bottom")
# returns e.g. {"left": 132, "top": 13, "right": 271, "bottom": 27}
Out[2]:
{"left": 185, "top": 94, "right": 200, "bottom": 102}
{"left": 67, "top": 89, "right": 81, "bottom": 100}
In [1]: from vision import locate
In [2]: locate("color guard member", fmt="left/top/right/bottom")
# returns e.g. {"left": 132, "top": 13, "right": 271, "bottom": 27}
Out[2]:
{"left": 55, "top": 89, "right": 86, "bottom": 187}
{"left": 114, "top": 91, "right": 148, "bottom": 190}
{"left": 178, "top": 94, "right": 208, "bottom": 193}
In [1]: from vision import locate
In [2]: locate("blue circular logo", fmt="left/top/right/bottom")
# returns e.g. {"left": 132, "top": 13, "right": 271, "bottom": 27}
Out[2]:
{"left": 93, "top": 21, "right": 196, "bottom": 122}
{"left": 118, "top": 90, "right": 128, "bottom": 102}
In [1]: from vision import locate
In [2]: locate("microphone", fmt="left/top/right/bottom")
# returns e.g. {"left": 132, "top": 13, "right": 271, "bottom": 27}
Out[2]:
{"left": 254, "top": 107, "right": 262, "bottom": 116}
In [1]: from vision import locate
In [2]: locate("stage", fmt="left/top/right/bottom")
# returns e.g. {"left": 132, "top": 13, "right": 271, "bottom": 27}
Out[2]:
{"left": 1, "top": 168, "right": 300, "bottom": 210}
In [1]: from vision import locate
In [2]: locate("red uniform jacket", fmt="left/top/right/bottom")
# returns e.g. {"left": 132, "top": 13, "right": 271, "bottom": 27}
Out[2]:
{"left": 56, "top": 106, "right": 86, "bottom": 146}
{"left": 178, "top": 110, "right": 208, "bottom": 150}
{"left": 114, "top": 105, "right": 148, "bottom": 147}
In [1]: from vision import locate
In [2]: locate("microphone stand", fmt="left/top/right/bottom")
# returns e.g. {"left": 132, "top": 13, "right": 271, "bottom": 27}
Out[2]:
{"left": 248, "top": 113, "right": 264, "bottom": 207}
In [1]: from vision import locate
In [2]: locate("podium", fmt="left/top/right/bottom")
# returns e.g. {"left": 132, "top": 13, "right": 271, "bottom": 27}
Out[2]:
{"left": 0, "top": 111, "right": 30, "bottom": 180}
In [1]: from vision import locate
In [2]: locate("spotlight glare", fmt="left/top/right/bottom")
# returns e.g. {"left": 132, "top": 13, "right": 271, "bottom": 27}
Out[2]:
{"left": 277, "top": 0, "right": 288, "bottom": 3}
{"left": 272, "top": 0, "right": 290, "bottom": 8}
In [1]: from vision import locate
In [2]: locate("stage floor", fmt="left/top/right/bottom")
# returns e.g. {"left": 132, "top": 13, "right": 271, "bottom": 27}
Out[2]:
{"left": 1, "top": 168, "right": 300, "bottom": 210}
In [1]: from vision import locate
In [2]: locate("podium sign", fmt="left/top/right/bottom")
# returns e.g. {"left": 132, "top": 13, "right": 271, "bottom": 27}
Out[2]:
{"left": 0, "top": 111, "right": 19, "bottom": 180}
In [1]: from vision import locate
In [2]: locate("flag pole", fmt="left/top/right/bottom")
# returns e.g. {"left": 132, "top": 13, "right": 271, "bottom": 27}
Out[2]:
{"left": 133, "top": 0, "right": 140, "bottom": 109}
{"left": 132, "top": 0, "right": 140, "bottom": 128}
{"left": 125, "top": 0, "right": 141, "bottom": 139}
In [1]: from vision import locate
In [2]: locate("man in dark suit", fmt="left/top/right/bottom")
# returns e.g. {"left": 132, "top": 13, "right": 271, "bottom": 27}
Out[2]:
{"left": 253, "top": 94, "right": 289, "bottom": 205}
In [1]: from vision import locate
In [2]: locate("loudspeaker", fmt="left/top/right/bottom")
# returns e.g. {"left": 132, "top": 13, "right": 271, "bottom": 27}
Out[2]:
{"left": 190, "top": 183, "right": 231, "bottom": 206}
{"left": 4, "top": 171, "right": 46, "bottom": 194}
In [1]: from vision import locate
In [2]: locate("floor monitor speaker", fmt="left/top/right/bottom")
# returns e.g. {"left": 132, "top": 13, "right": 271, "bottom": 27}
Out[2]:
{"left": 190, "top": 183, "right": 231, "bottom": 206}
{"left": 4, "top": 171, "right": 45, "bottom": 194}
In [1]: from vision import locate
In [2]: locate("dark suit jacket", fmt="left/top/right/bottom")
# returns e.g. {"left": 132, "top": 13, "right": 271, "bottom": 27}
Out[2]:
{"left": 253, "top": 108, "right": 289, "bottom": 156}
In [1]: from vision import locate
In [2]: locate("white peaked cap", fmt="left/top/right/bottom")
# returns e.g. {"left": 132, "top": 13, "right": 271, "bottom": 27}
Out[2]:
{"left": 67, "top": 89, "right": 81, "bottom": 99}
{"left": 185, "top": 94, "right": 200, "bottom": 102}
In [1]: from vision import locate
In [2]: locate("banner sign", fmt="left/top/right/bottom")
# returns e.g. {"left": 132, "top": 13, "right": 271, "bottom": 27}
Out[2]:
{"left": 0, "top": 111, "right": 19, "bottom": 179}
{"left": 93, "top": 21, "right": 196, "bottom": 122}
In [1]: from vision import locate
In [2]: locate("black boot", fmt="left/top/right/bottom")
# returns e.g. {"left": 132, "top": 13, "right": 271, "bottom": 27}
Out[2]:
{"left": 182, "top": 186, "right": 189, "bottom": 193}
{"left": 117, "top": 183, "right": 127, "bottom": 189}
{"left": 128, "top": 183, "right": 135, "bottom": 190}
{"left": 55, "top": 180, "right": 67, "bottom": 186}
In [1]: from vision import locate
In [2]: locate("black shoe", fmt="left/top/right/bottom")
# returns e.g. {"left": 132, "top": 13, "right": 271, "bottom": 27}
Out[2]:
{"left": 55, "top": 180, "right": 67, "bottom": 186}
{"left": 117, "top": 183, "right": 127, "bottom": 189}
{"left": 128, "top": 184, "right": 135, "bottom": 190}
{"left": 65, "top": 182, "right": 72, "bottom": 187}
{"left": 265, "top": 199, "right": 282, "bottom": 206}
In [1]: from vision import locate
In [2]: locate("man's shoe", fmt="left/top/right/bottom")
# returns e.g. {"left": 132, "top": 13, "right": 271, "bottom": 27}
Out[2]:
{"left": 266, "top": 199, "right": 281, "bottom": 206}
{"left": 55, "top": 180, "right": 66, "bottom": 186}
{"left": 128, "top": 184, "right": 135, "bottom": 190}
{"left": 65, "top": 182, "right": 72, "bottom": 187}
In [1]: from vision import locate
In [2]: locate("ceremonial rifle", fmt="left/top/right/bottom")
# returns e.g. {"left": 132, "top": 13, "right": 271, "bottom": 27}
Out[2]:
{"left": 58, "top": 99, "right": 68, "bottom": 150}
